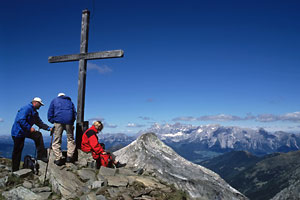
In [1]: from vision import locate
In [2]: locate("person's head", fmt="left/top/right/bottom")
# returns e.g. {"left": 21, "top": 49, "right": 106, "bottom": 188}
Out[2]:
{"left": 32, "top": 97, "right": 44, "bottom": 109}
{"left": 93, "top": 121, "right": 103, "bottom": 133}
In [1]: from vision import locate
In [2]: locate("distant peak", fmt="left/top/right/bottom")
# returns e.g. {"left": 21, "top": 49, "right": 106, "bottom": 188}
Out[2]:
{"left": 137, "top": 132, "right": 158, "bottom": 141}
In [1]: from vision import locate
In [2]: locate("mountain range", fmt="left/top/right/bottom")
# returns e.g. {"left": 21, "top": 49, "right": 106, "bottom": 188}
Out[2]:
{"left": 138, "top": 123, "right": 300, "bottom": 162}
{"left": 2, "top": 123, "right": 300, "bottom": 163}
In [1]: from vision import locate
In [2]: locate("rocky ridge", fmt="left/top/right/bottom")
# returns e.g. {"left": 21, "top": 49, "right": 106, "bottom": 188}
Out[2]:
{"left": 0, "top": 148, "right": 187, "bottom": 199}
{"left": 114, "top": 132, "right": 248, "bottom": 200}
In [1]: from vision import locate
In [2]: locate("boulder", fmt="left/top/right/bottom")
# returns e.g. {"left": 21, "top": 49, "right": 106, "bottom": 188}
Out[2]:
{"left": 2, "top": 186, "right": 42, "bottom": 200}
{"left": 13, "top": 168, "right": 32, "bottom": 178}
{"left": 77, "top": 168, "right": 96, "bottom": 182}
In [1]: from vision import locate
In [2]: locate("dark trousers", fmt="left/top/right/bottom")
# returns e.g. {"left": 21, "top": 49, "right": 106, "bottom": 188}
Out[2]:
{"left": 12, "top": 131, "right": 46, "bottom": 172}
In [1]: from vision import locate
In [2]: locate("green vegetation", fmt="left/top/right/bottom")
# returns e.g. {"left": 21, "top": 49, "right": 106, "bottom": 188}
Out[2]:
{"left": 203, "top": 150, "right": 300, "bottom": 200}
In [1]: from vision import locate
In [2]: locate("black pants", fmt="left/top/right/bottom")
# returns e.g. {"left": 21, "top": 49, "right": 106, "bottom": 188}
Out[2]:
{"left": 12, "top": 131, "right": 47, "bottom": 172}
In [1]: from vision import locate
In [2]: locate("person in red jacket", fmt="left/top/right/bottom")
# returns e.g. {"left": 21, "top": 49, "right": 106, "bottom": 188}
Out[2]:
{"left": 81, "top": 120, "right": 125, "bottom": 168}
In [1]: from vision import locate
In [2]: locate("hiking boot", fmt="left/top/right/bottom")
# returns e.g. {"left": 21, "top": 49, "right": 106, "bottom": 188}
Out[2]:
{"left": 54, "top": 159, "right": 65, "bottom": 166}
{"left": 66, "top": 156, "right": 74, "bottom": 163}
{"left": 115, "top": 162, "right": 126, "bottom": 168}
{"left": 38, "top": 156, "right": 48, "bottom": 163}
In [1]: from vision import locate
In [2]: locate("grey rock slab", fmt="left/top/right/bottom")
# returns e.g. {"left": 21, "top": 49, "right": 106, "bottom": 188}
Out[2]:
{"left": 47, "top": 158, "right": 85, "bottom": 199}
{"left": 80, "top": 191, "right": 97, "bottom": 200}
{"left": 37, "top": 191, "right": 52, "bottom": 200}
{"left": 77, "top": 168, "right": 96, "bottom": 182}
{"left": 122, "top": 193, "right": 133, "bottom": 200}
{"left": 116, "top": 168, "right": 136, "bottom": 176}
{"left": 78, "top": 150, "right": 94, "bottom": 168}
{"left": 2, "top": 186, "right": 43, "bottom": 200}
{"left": 91, "top": 180, "right": 105, "bottom": 189}
{"left": 98, "top": 167, "right": 116, "bottom": 176}
{"left": 126, "top": 175, "right": 139, "bottom": 185}
{"left": 13, "top": 168, "right": 32, "bottom": 178}
{"left": 31, "top": 186, "right": 51, "bottom": 193}
{"left": 134, "top": 176, "right": 166, "bottom": 189}
{"left": 96, "top": 195, "right": 107, "bottom": 200}
{"left": 22, "top": 180, "right": 33, "bottom": 188}
{"left": 107, "top": 187, "right": 121, "bottom": 198}
{"left": 106, "top": 175, "right": 128, "bottom": 187}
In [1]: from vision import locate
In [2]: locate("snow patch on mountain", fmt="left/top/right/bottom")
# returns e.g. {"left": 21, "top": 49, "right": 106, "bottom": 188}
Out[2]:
{"left": 138, "top": 123, "right": 300, "bottom": 156}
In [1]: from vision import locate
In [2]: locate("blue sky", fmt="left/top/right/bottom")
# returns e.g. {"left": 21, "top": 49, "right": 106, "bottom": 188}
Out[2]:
{"left": 1, "top": 0, "right": 300, "bottom": 136}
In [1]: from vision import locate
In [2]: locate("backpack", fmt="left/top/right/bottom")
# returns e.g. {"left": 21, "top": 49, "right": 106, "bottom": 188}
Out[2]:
{"left": 100, "top": 153, "right": 113, "bottom": 167}
{"left": 23, "top": 155, "right": 39, "bottom": 175}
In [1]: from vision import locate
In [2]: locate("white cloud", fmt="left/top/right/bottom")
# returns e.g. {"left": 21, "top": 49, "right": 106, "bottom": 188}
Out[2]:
{"left": 105, "top": 123, "right": 118, "bottom": 128}
{"left": 172, "top": 112, "right": 300, "bottom": 123}
{"left": 0, "top": 118, "right": 3, "bottom": 122}
{"left": 198, "top": 114, "right": 244, "bottom": 121}
{"left": 87, "top": 63, "right": 112, "bottom": 74}
{"left": 127, "top": 123, "right": 145, "bottom": 128}
{"left": 173, "top": 116, "right": 197, "bottom": 121}
{"left": 255, "top": 114, "right": 280, "bottom": 122}
{"left": 281, "top": 112, "right": 300, "bottom": 122}
{"left": 256, "top": 112, "right": 300, "bottom": 123}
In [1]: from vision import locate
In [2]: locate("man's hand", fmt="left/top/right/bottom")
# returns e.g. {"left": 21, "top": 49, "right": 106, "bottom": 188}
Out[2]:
{"left": 30, "top": 127, "right": 36, "bottom": 133}
{"left": 102, "top": 151, "right": 107, "bottom": 155}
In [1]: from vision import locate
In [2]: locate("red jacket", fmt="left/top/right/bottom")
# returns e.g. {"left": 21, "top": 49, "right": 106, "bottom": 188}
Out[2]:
{"left": 81, "top": 125, "right": 104, "bottom": 159}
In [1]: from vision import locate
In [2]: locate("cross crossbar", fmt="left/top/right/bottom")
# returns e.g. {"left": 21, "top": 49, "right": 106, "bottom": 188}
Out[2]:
{"left": 48, "top": 50, "right": 124, "bottom": 63}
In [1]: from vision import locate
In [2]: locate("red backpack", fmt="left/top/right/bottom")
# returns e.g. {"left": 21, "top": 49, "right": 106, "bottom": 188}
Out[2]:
{"left": 100, "top": 153, "right": 113, "bottom": 167}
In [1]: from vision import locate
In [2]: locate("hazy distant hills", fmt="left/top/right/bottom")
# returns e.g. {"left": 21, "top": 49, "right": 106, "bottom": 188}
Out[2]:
{"left": 201, "top": 150, "right": 300, "bottom": 200}
{"left": 139, "top": 123, "right": 300, "bottom": 162}
{"left": 200, "top": 151, "right": 263, "bottom": 181}
{"left": 0, "top": 133, "right": 134, "bottom": 160}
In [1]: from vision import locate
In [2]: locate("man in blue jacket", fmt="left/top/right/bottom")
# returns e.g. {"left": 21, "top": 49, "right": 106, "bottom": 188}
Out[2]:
{"left": 48, "top": 93, "right": 77, "bottom": 166}
{"left": 11, "top": 97, "right": 52, "bottom": 172}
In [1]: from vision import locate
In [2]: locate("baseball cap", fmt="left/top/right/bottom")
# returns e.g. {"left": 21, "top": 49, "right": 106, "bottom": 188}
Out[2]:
{"left": 32, "top": 97, "right": 44, "bottom": 106}
{"left": 58, "top": 93, "right": 65, "bottom": 97}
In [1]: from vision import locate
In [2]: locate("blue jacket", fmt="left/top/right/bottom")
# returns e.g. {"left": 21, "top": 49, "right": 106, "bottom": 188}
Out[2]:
{"left": 47, "top": 96, "right": 76, "bottom": 125}
{"left": 11, "top": 103, "right": 50, "bottom": 138}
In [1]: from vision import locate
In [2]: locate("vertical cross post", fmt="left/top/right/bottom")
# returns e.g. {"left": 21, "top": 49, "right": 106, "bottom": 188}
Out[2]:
{"left": 76, "top": 10, "right": 90, "bottom": 148}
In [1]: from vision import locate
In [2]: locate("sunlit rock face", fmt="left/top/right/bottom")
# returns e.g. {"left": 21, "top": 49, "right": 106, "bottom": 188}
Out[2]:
{"left": 114, "top": 132, "right": 248, "bottom": 200}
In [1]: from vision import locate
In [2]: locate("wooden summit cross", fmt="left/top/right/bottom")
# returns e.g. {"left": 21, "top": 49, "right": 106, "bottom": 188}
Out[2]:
{"left": 48, "top": 9, "right": 124, "bottom": 148}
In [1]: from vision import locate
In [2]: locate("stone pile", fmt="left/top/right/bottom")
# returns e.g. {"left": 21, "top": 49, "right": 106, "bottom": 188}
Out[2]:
{"left": 0, "top": 150, "right": 187, "bottom": 200}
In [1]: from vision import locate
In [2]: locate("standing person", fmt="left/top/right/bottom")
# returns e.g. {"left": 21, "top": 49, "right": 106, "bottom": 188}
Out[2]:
{"left": 11, "top": 97, "right": 52, "bottom": 172}
{"left": 81, "top": 121, "right": 126, "bottom": 168}
{"left": 47, "top": 93, "right": 76, "bottom": 166}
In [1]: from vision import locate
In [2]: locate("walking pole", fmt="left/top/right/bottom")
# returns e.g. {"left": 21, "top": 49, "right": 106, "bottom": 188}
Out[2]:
{"left": 43, "top": 127, "right": 54, "bottom": 185}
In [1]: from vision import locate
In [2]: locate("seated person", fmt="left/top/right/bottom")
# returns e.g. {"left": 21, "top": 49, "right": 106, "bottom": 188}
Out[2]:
{"left": 81, "top": 121, "right": 125, "bottom": 168}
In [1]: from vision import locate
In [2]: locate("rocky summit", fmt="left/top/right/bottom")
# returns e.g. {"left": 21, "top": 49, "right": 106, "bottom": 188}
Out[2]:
{"left": 0, "top": 148, "right": 188, "bottom": 199}
{"left": 114, "top": 132, "right": 248, "bottom": 200}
